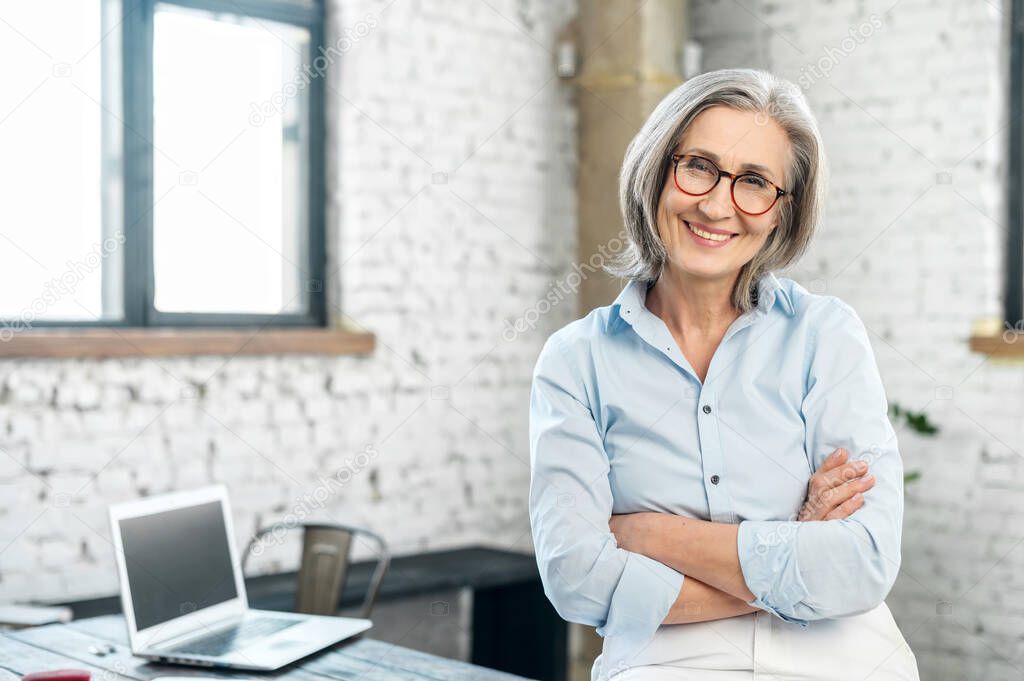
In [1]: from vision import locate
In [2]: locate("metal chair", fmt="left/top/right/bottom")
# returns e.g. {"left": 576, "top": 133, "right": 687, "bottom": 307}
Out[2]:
{"left": 242, "top": 521, "right": 390, "bottom": 619}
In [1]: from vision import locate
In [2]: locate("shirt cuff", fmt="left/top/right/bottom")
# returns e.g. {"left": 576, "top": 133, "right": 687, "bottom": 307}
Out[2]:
{"left": 737, "top": 520, "right": 810, "bottom": 627}
{"left": 598, "top": 551, "right": 684, "bottom": 640}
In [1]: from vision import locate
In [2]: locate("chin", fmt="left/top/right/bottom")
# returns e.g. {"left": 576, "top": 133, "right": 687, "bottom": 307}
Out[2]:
{"left": 666, "top": 253, "right": 735, "bottom": 279}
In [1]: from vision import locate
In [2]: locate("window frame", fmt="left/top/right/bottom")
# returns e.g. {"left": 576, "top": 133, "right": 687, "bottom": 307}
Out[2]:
{"left": 1007, "top": 0, "right": 1024, "bottom": 331}
{"left": 7, "top": 0, "right": 328, "bottom": 329}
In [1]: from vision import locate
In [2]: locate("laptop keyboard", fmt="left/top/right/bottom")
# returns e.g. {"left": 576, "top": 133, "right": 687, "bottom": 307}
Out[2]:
{"left": 166, "top": 616, "right": 300, "bottom": 657}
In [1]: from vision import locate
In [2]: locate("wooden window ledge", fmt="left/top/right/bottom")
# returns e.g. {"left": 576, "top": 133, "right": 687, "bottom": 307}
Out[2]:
{"left": 0, "top": 327, "right": 375, "bottom": 359}
{"left": 969, "top": 318, "right": 1024, "bottom": 358}
{"left": 969, "top": 333, "right": 1024, "bottom": 358}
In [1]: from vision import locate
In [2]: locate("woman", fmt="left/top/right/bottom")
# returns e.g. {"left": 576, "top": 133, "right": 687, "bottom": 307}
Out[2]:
{"left": 528, "top": 69, "right": 920, "bottom": 681}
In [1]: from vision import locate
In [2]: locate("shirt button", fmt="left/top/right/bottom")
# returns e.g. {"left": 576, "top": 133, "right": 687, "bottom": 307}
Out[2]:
{"left": 710, "top": 474, "right": 720, "bottom": 485}
{"left": 702, "top": 404, "right": 712, "bottom": 414}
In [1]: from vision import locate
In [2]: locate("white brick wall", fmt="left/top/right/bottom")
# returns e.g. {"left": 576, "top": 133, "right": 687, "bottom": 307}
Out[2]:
{"left": 9, "top": 2, "right": 1012, "bottom": 676}
{"left": 692, "top": 0, "right": 1021, "bottom": 679}
{"left": 0, "top": 0, "right": 577, "bottom": 605}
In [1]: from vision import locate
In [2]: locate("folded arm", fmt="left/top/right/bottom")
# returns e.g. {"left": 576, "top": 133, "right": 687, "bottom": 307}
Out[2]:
{"left": 738, "top": 300, "right": 904, "bottom": 622}
{"left": 611, "top": 513, "right": 755, "bottom": 602}
{"left": 664, "top": 574, "right": 758, "bottom": 624}
{"left": 616, "top": 300, "right": 905, "bottom": 625}
{"left": 529, "top": 334, "right": 684, "bottom": 641}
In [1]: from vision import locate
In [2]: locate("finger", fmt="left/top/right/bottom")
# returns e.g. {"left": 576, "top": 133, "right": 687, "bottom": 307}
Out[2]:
{"left": 818, "top": 474, "right": 875, "bottom": 512}
{"left": 824, "top": 459, "right": 870, "bottom": 487}
{"left": 808, "top": 458, "right": 863, "bottom": 499}
{"left": 824, "top": 492, "right": 865, "bottom": 520}
{"left": 808, "top": 473, "right": 875, "bottom": 518}
{"left": 819, "top": 448, "right": 847, "bottom": 472}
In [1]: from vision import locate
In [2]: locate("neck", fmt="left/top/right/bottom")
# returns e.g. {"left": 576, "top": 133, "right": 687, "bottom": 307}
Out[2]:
{"left": 647, "top": 266, "right": 741, "bottom": 338}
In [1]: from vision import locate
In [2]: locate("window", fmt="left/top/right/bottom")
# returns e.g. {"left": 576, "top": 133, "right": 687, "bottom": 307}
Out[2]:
{"left": 0, "top": 0, "right": 326, "bottom": 334}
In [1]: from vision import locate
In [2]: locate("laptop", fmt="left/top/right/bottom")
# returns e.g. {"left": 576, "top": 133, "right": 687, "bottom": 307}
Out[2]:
{"left": 108, "top": 485, "right": 372, "bottom": 670}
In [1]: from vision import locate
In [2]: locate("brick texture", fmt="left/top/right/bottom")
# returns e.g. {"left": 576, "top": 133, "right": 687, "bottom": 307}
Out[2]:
{"left": 0, "top": 0, "right": 578, "bottom": 609}
{"left": 691, "top": 1, "right": 1021, "bottom": 679}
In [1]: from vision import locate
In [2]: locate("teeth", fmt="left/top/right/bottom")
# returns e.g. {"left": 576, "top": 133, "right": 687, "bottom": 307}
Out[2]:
{"left": 686, "top": 222, "right": 733, "bottom": 242}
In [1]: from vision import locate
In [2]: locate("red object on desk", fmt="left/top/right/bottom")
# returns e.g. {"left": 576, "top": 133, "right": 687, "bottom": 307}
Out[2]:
{"left": 22, "top": 671, "right": 90, "bottom": 681}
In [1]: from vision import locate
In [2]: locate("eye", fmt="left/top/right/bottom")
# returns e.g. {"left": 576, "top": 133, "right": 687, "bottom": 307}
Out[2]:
{"left": 683, "top": 156, "right": 714, "bottom": 172}
{"left": 738, "top": 174, "right": 769, "bottom": 189}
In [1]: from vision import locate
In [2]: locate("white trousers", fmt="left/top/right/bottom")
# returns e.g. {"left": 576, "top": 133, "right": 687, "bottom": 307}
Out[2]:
{"left": 599, "top": 603, "right": 920, "bottom": 681}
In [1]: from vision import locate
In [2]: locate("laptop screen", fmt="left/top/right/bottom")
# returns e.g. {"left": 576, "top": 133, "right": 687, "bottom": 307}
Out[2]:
{"left": 119, "top": 499, "right": 239, "bottom": 630}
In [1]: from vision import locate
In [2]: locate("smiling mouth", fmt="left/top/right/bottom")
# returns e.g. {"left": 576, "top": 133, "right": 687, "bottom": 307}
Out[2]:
{"left": 683, "top": 220, "right": 739, "bottom": 242}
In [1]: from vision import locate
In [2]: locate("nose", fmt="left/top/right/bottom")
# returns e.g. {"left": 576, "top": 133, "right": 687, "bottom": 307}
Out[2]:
{"left": 698, "top": 177, "right": 735, "bottom": 220}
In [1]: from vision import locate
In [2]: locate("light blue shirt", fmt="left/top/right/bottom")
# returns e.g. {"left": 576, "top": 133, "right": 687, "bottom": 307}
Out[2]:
{"left": 528, "top": 272, "right": 904, "bottom": 658}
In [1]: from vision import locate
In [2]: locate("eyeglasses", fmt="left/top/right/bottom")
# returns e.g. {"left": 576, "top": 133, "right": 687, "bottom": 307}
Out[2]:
{"left": 670, "top": 153, "right": 788, "bottom": 216}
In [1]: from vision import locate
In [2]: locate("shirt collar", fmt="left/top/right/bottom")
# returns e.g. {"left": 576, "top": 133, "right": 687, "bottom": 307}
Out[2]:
{"left": 754, "top": 271, "right": 796, "bottom": 317}
{"left": 608, "top": 271, "right": 795, "bottom": 333}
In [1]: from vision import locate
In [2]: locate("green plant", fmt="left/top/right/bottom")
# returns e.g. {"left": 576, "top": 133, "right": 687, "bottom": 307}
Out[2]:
{"left": 888, "top": 402, "right": 937, "bottom": 485}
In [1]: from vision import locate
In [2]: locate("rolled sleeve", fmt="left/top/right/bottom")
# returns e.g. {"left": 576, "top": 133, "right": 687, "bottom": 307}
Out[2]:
{"left": 529, "top": 334, "right": 684, "bottom": 640}
{"left": 736, "top": 521, "right": 810, "bottom": 625}
{"left": 736, "top": 299, "right": 904, "bottom": 622}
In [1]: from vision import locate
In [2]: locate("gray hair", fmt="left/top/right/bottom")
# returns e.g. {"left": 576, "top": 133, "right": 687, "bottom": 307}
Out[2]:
{"left": 608, "top": 68, "right": 828, "bottom": 313}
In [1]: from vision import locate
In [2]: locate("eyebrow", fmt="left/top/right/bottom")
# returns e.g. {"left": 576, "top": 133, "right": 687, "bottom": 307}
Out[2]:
{"left": 681, "top": 148, "right": 778, "bottom": 182}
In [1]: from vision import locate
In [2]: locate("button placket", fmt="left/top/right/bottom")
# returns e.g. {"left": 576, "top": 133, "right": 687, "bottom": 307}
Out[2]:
{"left": 696, "top": 388, "right": 729, "bottom": 522}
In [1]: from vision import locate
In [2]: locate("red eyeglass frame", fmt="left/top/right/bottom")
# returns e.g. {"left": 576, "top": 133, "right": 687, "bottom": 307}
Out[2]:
{"left": 670, "top": 153, "right": 788, "bottom": 216}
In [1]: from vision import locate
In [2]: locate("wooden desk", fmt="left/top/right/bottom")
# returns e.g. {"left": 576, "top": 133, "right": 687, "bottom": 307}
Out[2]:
{"left": 58, "top": 548, "right": 568, "bottom": 680}
{"left": 0, "top": 615, "right": 531, "bottom": 680}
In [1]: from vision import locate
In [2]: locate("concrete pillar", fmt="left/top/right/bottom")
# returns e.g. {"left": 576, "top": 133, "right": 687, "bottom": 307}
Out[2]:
{"left": 575, "top": 0, "right": 688, "bottom": 314}
{"left": 567, "top": 8, "right": 688, "bottom": 677}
